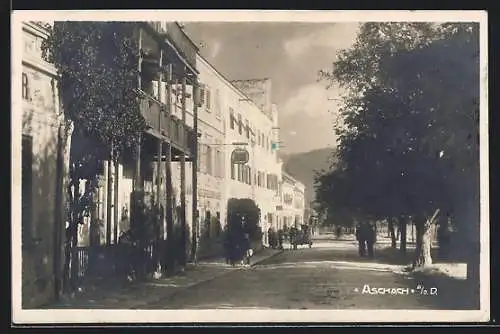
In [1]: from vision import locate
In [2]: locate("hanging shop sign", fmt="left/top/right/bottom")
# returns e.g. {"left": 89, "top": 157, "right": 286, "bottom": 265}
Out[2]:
{"left": 231, "top": 148, "right": 249, "bottom": 165}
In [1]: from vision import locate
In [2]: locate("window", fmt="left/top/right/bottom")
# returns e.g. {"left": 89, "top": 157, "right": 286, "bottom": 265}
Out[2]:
{"left": 257, "top": 130, "right": 261, "bottom": 145}
{"left": 199, "top": 144, "right": 209, "bottom": 174}
{"left": 254, "top": 172, "right": 257, "bottom": 185}
{"left": 237, "top": 164, "right": 242, "bottom": 182}
{"left": 261, "top": 134, "right": 265, "bottom": 147}
{"left": 199, "top": 85, "right": 206, "bottom": 106}
{"left": 22, "top": 135, "right": 33, "bottom": 247}
{"left": 215, "top": 149, "right": 224, "bottom": 178}
{"left": 248, "top": 167, "right": 252, "bottom": 185}
{"left": 206, "top": 145, "right": 213, "bottom": 175}
{"left": 245, "top": 119, "right": 250, "bottom": 139}
{"left": 215, "top": 89, "right": 221, "bottom": 118}
{"left": 229, "top": 108, "right": 235, "bottom": 129}
{"left": 22, "top": 73, "right": 30, "bottom": 101}
{"left": 238, "top": 114, "right": 242, "bottom": 135}
{"left": 214, "top": 149, "right": 219, "bottom": 178}
{"left": 230, "top": 162, "right": 235, "bottom": 180}
{"left": 206, "top": 87, "right": 211, "bottom": 111}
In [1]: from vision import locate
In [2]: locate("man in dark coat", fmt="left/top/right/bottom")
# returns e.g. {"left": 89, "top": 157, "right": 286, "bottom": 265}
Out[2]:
{"left": 365, "top": 221, "right": 377, "bottom": 258}
{"left": 355, "top": 223, "right": 366, "bottom": 257}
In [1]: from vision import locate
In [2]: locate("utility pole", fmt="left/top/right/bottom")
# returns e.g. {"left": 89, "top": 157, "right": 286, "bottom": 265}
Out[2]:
{"left": 180, "top": 70, "right": 187, "bottom": 266}
{"left": 156, "top": 49, "right": 164, "bottom": 274}
{"left": 165, "top": 63, "right": 175, "bottom": 275}
{"left": 191, "top": 80, "right": 199, "bottom": 263}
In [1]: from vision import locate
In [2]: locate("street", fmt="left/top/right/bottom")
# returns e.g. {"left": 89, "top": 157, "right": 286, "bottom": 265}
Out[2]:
{"left": 143, "top": 238, "right": 448, "bottom": 310}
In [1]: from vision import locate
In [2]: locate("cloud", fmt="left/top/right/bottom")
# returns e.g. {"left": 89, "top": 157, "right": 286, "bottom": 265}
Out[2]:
{"left": 278, "top": 83, "right": 345, "bottom": 153}
{"left": 280, "top": 83, "right": 341, "bottom": 118}
{"left": 283, "top": 23, "right": 359, "bottom": 59}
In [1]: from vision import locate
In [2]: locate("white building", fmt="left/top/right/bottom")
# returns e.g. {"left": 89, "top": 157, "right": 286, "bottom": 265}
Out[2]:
{"left": 188, "top": 55, "right": 227, "bottom": 239}
{"left": 225, "top": 78, "right": 282, "bottom": 242}
{"left": 279, "top": 172, "right": 306, "bottom": 229}
{"left": 20, "top": 21, "right": 70, "bottom": 308}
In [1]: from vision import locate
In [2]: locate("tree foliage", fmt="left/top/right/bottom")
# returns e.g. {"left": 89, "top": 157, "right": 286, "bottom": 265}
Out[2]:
{"left": 314, "top": 23, "right": 480, "bottom": 261}
{"left": 42, "top": 22, "right": 146, "bottom": 156}
{"left": 41, "top": 22, "right": 147, "bottom": 225}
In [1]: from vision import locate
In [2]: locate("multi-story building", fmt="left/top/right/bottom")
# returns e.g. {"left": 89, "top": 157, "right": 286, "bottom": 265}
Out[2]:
{"left": 229, "top": 78, "right": 282, "bottom": 240}
{"left": 279, "top": 171, "right": 306, "bottom": 229}
{"left": 70, "top": 22, "right": 199, "bottom": 271}
{"left": 19, "top": 21, "right": 69, "bottom": 308}
{"left": 170, "top": 54, "right": 227, "bottom": 254}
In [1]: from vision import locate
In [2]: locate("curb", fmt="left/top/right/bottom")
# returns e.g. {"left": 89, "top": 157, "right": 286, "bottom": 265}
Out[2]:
{"left": 250, "top": 249, "right": 284, "bottom": 267}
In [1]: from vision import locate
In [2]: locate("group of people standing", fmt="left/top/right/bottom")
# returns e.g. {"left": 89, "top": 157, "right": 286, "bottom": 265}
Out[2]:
{"left": 223, "top": 216, "right": 253, "bottom": 267}
{"left": 268, "top": 227, "right": 284, "bottom": 250}
{"left": 355, "top": 221, "right": 377, "bottom": 258}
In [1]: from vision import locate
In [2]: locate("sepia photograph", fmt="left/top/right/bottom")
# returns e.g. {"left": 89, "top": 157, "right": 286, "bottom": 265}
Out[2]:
{"left": 11, "top": 10, "right": 489, "bottom": 324}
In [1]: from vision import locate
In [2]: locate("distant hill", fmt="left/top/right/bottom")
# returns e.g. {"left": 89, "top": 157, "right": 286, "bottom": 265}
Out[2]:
{"left": 281, "top": 147, "right": 336, "bottom": 207}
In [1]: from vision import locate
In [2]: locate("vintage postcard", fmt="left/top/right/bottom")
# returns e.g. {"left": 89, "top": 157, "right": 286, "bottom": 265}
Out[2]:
{"left": 11, "top": 10, "right": 489, "bottom": 324}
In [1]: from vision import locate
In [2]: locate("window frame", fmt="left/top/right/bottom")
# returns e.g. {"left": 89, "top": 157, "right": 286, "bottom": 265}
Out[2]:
{"left": 22, "top": 72, "right": 30, "bottom": 101}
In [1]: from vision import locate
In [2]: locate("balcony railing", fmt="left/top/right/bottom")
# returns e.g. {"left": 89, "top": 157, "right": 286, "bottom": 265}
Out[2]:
{"left": 138, "top": 89, "right": 195, "bottom": 154}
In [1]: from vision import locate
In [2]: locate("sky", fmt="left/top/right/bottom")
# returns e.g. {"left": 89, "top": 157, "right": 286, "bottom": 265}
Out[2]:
{"left": 182, "top": 22, "right": 360, "bottom": 154}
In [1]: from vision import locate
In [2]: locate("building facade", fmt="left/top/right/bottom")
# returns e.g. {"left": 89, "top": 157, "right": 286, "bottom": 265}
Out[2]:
{"left": 223, "top": 78, "right": 282, "bottom": 243}
{"left": 20, "top": 21, "right": 69, "bottom": 308}
{"left": 68, "top": 22, "right": 199, "bottom": 274}
{"left": 279, "top": 172, "right": 306, "bottom": 229}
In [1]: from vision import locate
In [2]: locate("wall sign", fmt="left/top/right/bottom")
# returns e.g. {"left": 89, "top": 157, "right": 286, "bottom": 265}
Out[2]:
{"left": 231, "top": 148, "right": 249, "bottom": 165}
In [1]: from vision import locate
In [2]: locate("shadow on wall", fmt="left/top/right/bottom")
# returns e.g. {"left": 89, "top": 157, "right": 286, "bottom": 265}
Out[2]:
{"left": 22, "top": 108, "right": 64, "bottom": 308}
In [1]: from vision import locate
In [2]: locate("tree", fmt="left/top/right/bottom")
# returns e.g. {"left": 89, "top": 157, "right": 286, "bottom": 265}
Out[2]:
{"left": 315, "top": 23, "right": 479, "bottom": 276}
{"left": 41, "top": 22, "right": 147, "bottom": 290}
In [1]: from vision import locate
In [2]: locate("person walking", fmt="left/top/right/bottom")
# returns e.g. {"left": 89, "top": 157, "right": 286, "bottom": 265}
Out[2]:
{"left": 242, "top": 232, "right": 252, "bottom": 267}
{"left": 355, "top": 223, "right": 366, "bottom": 257}
{"left": 366, "top": 221, "right": 377, "bottom": 258}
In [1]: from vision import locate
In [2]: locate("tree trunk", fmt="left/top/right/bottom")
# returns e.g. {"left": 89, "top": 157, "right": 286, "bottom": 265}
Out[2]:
{"left": 388, "top": 218, "right": 397, "bottom": 248}
{"left": 106, "top": 148, "right": 113, "bottom": 245}
{"left": 113, "top": 158, "right": 119, "bottom": 244}
{"left": 400, "top": 216, "right": 407, "bottom": 253}
{"left": 413, "top": 210, "right": 439, "bottom": 268}
{"left": 69, "top": 179, "right": 80, "bottom": 291}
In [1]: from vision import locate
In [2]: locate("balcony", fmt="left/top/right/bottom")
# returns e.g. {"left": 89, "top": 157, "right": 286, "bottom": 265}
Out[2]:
{"left": 146, "top": 22, "right": 198, "bottom": 71}
{"left": 138, "top": 90, "right": 195, "bottom": 155}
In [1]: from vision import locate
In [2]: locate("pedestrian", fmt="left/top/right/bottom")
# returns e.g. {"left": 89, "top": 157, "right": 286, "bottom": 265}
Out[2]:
{"left": 242, "top": 232, "right": 252, "bottom": 266}
{"left": 289, "top": 226, "right": 297, "bottom": 250}
{"left": 268, "top": 227, "right": 275, "bottom": 249}
{"left": 335, "top": 225, "right": 342, "bottom": 239}
{"left": 366, "top": 221, "right": 376, "bottom": 258}
{"left": 437, "top": 213, "right": 451, "bottom": 259}
{"left": 355, "top": 223, "right": 366, "bottom": 257}
{"left": 277, "top": 228, "right": 284, "bottom": 250}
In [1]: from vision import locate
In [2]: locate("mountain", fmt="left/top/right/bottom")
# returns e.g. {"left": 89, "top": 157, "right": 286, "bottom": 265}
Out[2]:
{"left": 281, "top": 147, "right": 335, "bottom": 207}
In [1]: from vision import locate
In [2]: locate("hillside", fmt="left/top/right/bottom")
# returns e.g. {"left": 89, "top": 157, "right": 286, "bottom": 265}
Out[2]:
{"left": 281, "top": 147, "right": 336, "bottom": 207}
